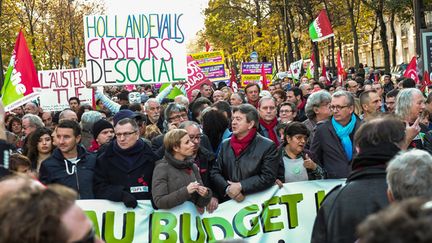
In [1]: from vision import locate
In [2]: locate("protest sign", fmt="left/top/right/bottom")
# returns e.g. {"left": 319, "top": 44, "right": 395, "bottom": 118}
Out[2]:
{"left": 38, "top": 68, "right": 93, "bottom": 111}
{"left": 84, "top": 14, "right": 187, "bottom": 86}
{"left": 190, "top": 51, "right": 227, "bottom": 80}
{"left": 190, "top": 51, "right": 224, "bottom": 67}
{"left": 240, "top": 62, "right": 273, "bottom": 87}
{"left": 200, "top": 64, "right": 225, "bottom": 79}
{"left": 241, "top": 62, "right": 272, "bottom": 74}
{"left": 78, "top": 179, "right": 343, "bottom": 243}
{"left": 184, "top": 56, "right": 211, "bottom": 100}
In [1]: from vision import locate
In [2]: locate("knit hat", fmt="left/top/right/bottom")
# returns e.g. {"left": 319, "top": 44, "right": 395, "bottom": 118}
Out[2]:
{"left": 92, "top": 119, "right": 114, "bottom": 139}
{"left": 113, "top": 109, "right": 139, "bottom": 126}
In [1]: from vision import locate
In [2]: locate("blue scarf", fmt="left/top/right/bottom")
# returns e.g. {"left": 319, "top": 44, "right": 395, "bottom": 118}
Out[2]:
{"left": 332, "top": 114, "right": 356, "bottom": 161}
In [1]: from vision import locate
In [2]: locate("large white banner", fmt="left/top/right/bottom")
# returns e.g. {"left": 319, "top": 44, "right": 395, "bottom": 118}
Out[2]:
{"left": 38, "top": 68, "right": 93, "bottom": 111}
{"left": 77, "top": 179, "right": 343, "bottom": 243}
{"left": 84, "top": 13, "right": 187, "bottom": 86}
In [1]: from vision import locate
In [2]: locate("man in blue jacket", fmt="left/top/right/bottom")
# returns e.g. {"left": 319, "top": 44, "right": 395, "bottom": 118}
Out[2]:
{"left": 40, "top": 120, "right": 96, "bottom": 199}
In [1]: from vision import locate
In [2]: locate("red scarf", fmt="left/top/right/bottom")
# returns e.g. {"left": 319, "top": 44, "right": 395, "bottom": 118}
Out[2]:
{"left": 88, "top": 139, "right": 100, "bottom": 152}
{"left": 230, "top": 128, "right": 257, "bottom": 157}
{"left": 259, "top": 118, "right": 279, "bottom": 146}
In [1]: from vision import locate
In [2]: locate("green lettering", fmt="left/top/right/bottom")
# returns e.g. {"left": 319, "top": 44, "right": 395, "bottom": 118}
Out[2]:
{"left": 233, "top": 204, "right": 260, "bottom": 238}
{"left": 279, "top": 193, "right": 303, "bottom": 229}
{"left": 150, "top": 212, "right": 178, "bottom": 243}
{"left": 139, "top": 58, "right": 152, "bottom": 82}
{"left": 126, "top": 59, "right": 139, "bottom": 82}
{"left": 261, "top": 196, "right": 283, "bottom": 233}
{"left": 152, "top": 57, "right": 156, "bottom": 81}
{"left": 202, "top": 217, "right": 234, "bottom": 242}
{"left": 158, "top": 59, "right": 170, "bottom": 81}
{"left": 315, "top": 190, "right": 326, "bottom": 212}
{"left": 180, "top": 213, "right": 205, "bottom": 243}
{"left": 84, "top": 210, "right": 101, "bottom": 237}
{"left": 115, "top": 59, "right": 126, "bottom": 83}
{"left": 102, "top": 211, "right": 135, "bottom": 243}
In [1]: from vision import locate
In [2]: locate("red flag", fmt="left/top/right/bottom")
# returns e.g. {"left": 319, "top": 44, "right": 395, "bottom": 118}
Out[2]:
{"left": 424, "top": 71, "right": 431, "bottom": 86}
{"left": 229, "top": 68, "right": 238, "bottom": 92}
{"left": 1, "top": 30, "right": 40, "bottom": 111}
{"left": 205, "top": 41, "right": 212, "bottom": 52}
{"left": 321, "top": 56, "right": 330, "bottom": 86}
{"left": 261, "top": 64, "right": 268, "bottom": 90}
{"left": 403, "top": 57, "right": 420, "bottom": 83}
{"left": 337, "top": 51, "right": 346, "bottom": 86}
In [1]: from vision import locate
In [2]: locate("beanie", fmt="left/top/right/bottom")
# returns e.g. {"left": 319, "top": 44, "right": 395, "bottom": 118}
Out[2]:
{"left": 92, "top": 119, "right": 114, "bottom": 139}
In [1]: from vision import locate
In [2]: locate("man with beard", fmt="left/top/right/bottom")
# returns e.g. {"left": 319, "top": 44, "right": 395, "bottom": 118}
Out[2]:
{"left": 359, "top": 90, "right": 382, "bottom": 121}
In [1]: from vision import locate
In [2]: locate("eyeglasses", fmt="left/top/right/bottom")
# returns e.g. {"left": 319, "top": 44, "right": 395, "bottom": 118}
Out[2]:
{"left": 72, "top": 227, "right": 95, "bottom": 243}
{"left": 169, "top": 114, "right": 188, "bottom": 121}
{"left": 280, "top": 109, "right": 293, "bottom": 114}
{"left": 329, "top": 105, "right": 350, "bottom": 111}
{"left": 115, "top": 131, "right": 137, "bottom": 138}
{"left": 189, "top": 134, "right": 202, "bottom": 141}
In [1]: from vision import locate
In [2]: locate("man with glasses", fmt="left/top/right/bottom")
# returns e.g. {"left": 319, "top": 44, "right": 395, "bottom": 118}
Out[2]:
{"left": 346, "top": 80, "right": 359, "bottom": 96}
{"left": 179, "top": 121, "right": 219, "bottom": 213}
{"left": 310, "top": 90, "right": 361, "bottom": 178}
{"left": 152, "top": 103, "right": 212, "bottom": 158}
{"left": 94, "top": 118, "right": 157, "bottom": 208}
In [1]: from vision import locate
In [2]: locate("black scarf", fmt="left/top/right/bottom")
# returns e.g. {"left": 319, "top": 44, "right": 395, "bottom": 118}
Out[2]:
{"left": 352, "top": 142, "right": 401, "bottom": 171}
{"left": 164, "top": 151, "right": 197, "bottom": 176}
{"left": 113, "top": 139, "right": 144, "bottom": 169}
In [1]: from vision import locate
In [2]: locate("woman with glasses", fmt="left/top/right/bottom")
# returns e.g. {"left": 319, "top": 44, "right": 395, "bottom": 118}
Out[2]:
{"left": 278, "top": 102, "right": 297, "bottom": 124}
{"left": 152, "top": 129, "right": 212, "bottom": 212}
{"left": 276, "top": 122, "right": 326, "bottom": 185}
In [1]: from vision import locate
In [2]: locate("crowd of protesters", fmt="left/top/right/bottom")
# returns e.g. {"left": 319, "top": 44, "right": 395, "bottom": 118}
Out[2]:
{"left": 2, "top": 66, "right": 432, "bottom": 242}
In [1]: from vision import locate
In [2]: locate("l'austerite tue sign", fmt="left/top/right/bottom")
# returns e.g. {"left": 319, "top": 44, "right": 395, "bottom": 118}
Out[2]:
{"left": 84, "top": 14, "right": 187, "bottom": 86}
{"left": 38, "top": 68, "right": 93, "bottom": 111}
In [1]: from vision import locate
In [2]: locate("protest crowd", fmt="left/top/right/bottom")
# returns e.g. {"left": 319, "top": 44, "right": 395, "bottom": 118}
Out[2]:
{"left": 2, "top": 65, "right": 432, "bottom": 242}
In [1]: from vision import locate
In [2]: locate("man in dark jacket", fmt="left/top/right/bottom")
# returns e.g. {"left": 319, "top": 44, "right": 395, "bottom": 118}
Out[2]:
{"left": 210, "top": 104, "right": 279, "bottom": 202}
{"left": 310, "top": 90, "right": 362, "bottom": 178}
{"left": 93, "top": 118, "right": 157, "bottom": 208}
{"left": 311, "top": 116, "right": 406, "bottom": 243}
{"left": 40, "top": 120, "right": 96, "bottom": 199}
{"left": 179, "top": 121, "right": 218, "bottom": 213}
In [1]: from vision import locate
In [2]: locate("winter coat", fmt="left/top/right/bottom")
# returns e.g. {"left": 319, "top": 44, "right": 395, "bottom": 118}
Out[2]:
{"left": 311, "top": 166, "right": 388, "bottom": 243}
{"left": 39, "top": 145, "right": 96, "bottom": 199}
{"left": 152, "top": 152, "right": 212, "bottom": 209}
{"left": 210, "top": 133, "right": 279, "bottom": 202}
{"left": 310, "top": 116, "right": 362, "bottom": 178}
{"left": 93, "top": 139, "right": 157, "bottom": 201}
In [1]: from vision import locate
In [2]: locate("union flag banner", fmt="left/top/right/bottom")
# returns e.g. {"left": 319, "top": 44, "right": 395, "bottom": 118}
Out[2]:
{"left": 1, "top": 30, "right": 40, "bottom": 111}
